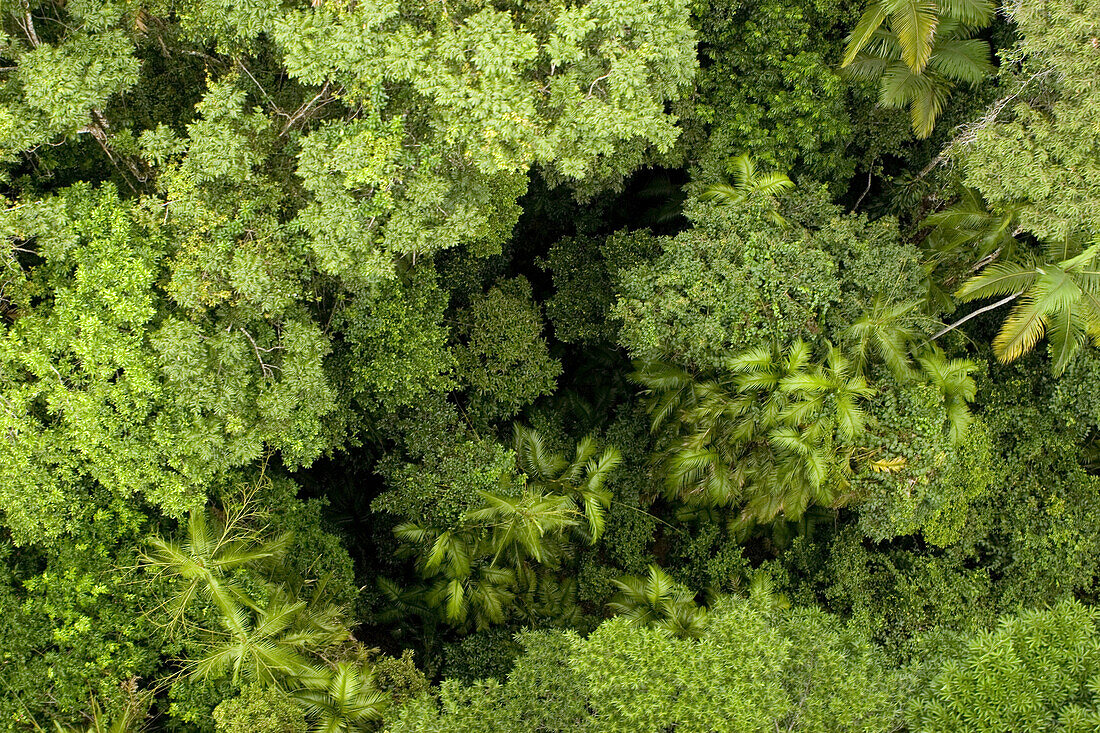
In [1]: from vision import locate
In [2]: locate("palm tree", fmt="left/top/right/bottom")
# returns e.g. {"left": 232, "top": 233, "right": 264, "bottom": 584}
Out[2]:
{"left": 843, "top": 18, "right": 993, "bottom": 137}
{"left": 145, "top": 505, "right": 354, "bottom": 692}
{"left": 53, "top": 699, "right": 145, "bottom": 733}
{"left": 955, "top": 240, "right": 1100, "bottom": 374}
{"left": 608, "top": 564, "right": 708, "bottom": 639}
{"left": 389, "top": 429, "right": 622, "bottom": 630}
{"left": 293, "top": 663, "right": 387, "bottom": 733}
{"left": 636, "top": 342, "right": 874, "bottom": 524}
{"left": 843, "top": 297, "right": 923, "bottom": 380}
{"left": 921, "top": 189, "right": 1025, "bottom": 310}
{"left": 465, "top": 490, "right": 578, "bottom": 567}
{"left": 842, "top": 0, "right": 994, "bottom": 75}
{"left": 142, "top": 508, "right": 290, "bottom": 631}
{"left": 392, "top": 522, "right": 512, "bottom": 628}
{"left": 700, "top": 154, "right": 795, "bottom": 225}
{"left": 514, "top": 565, "right": 582, "bottom": 627}
{"left": 512, "top": 425, "right": 621, "bottom": 542}
{"left": 917, "top": 348, "right": 978, "bottom": 443}
{"left": 188, "top": 592, "right": 322, "bottom": 687}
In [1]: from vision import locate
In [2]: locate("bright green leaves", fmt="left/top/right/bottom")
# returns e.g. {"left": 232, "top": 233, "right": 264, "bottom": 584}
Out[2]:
{"left": 958, "top": 0, "right": 1100, "bottom": 242}
{"left": 0, "top": 186, "right": 170, "bottom": 539}
{"left": 295, "top": 117, "right": 404, "bottom": 284}
{"left": 0, "top": 185, "right": 338, "bottom": 541}
{"left": 912, "top": 601, "right": 1100, "bottom": 732}
{"left": 413, "top": 9, "right": 540, "bottom": 174}
{"left": 0, "top": 25, "right": 139, "bottom": 162}
{"left": 392, "top": 597, "right": 899, "bottom": 732}
{"left": 275, "top": 0, "right": 695, "bottom": 183}
{"left": 17, "top": 29, "right": 138, "bottom": 128}
{"left": 177, "top": 79, "right": 274, "bottom": 186}
{"left": 536, "top": 0, "right": 697, "bottom": 181}
{"left": 931, "top": 1, "right": 1100, "bottom": 374}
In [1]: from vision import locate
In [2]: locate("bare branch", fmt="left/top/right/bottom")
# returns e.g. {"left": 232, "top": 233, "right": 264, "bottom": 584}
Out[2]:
{"left": 930, "top": 291, "right": 1021, "bottom": 341}
{"left": 239, "top": 327, "right": 282, "bottom": 380}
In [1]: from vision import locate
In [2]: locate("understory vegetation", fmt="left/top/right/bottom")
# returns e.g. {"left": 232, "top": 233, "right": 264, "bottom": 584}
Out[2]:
{"left": 1, "top": 0, "right": 1100, "bottom": 731}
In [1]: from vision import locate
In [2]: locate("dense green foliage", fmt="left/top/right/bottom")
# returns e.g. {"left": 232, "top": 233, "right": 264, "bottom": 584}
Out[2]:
{"left": 1, "top": 0, "right": 1099, "bottom": 731}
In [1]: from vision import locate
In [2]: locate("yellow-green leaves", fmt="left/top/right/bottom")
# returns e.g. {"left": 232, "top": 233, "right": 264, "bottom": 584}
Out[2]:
{"left": 841, "top": 1, "right": 993, "bottom": 138}
{"left": 956, "top": 242, "right": 1100, "bottom": 375}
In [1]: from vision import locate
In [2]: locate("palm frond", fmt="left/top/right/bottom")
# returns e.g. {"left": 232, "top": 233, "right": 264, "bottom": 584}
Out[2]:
{"left": 842, "top": 1, "right": 890, "bottom": 66}
{"left": 956, "top": 262, "right": 1036, "bottom": 301}
{"left": 993, "top": 290, "right": 1053, "bottom": 364}
{"left": 938, "top": 0, "right": 994, "bottom": 25}
{"left": 886, "top": 0, "right": 939, "bottom": 72}
{"left": 928, "top": 37, "right": 993, "bottom": 84}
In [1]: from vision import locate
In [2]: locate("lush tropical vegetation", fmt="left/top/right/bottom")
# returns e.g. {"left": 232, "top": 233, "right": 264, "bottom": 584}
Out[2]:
{"left": 1, "top": 0, "right": 1099, "bottom": 730}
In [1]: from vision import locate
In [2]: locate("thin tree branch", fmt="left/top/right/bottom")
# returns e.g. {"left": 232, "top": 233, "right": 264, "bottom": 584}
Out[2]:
{"left": 19, "top": 1, "right": 41, "bottom": 48}
{"left": 851, "top": 170, "right": 873, "bottom": 213}
{"left": 239, "top": 327, "right": 282, "bottom": 380}
{"left": 930, "top": 291, "right": 1021, "bottom": 341}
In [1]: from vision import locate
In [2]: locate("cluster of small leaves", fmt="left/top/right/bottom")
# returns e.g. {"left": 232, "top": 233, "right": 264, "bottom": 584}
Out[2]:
{"left": 0, "top": 185, "right": 337, "bottom": 542}
{"left": 453, "top": 277, "right": 562, "bottom": 425}
{"left": 387, "top": 596, "right": 900, "bottom": 732}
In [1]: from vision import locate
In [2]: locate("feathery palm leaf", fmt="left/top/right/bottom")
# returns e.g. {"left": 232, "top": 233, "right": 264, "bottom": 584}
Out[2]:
{"left": 700, "top": 154, "right": 794, "bottom": 225}
{"left": 957, "top": 243, "right": 1100, "bottom": 373}
{"left": 608, "top": 565, "right": 708, "bottom": 638}
{"left": 294, "top": 662, "right": 387, "bottom": 733}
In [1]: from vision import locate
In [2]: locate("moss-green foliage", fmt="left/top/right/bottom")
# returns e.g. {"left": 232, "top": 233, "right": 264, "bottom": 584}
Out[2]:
{"left": 388, "top": 597, "right": 900, "bottom": 732}
{"left": 684, "top": 0, "right": 855, "bottom": 190}
{"left": 372, "top": 650, "right": 431, "bottom": 712}
{"left": 613, "top": 201, "right": 840, "bottom": 368}
{"left": 3, "top": 0, "right": 1100, "bottom": 727}
{"left": 213, "top": 685, "right": 306, "bottom": 733}
{"left": 374, "top": 401, "right": 518, "bottom": 528}
{"left": 337, "top": 265, "right": 456, "bottom": 412}
{"left": 540, "top": 231, "right": 660, "bottom": 345}
{"left": 854, "top": 387, "right": 996, "bottom": 545}
{"left": 454, "top": 277, "right": 562, "bottom": 424}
